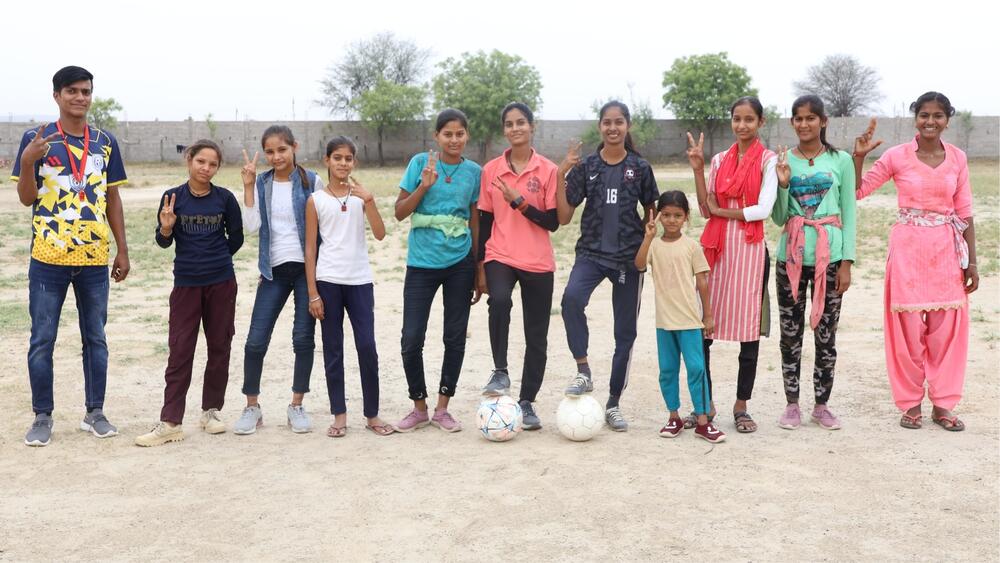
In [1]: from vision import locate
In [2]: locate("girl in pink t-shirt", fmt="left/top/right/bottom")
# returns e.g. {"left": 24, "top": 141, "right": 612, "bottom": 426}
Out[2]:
{"left": 477, "top": 103, "right": 559, "bottom": 431}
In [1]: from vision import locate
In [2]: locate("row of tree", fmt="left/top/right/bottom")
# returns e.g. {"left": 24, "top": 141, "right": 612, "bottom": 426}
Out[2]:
{"left": 86, "top": 34, "right": 891, "bottom": 166}
{"left": 318, "top": 33, "right": 887, "bottom": 164}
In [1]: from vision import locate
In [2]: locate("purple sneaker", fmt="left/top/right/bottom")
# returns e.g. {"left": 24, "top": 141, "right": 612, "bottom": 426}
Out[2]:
{"left": 778, "top": 403, "right": 802, "bottom": 430}
{"left": 811, "top": 405, "right": 842, "bottom": 430}
{"left": 431, "top": 409, "right": 462, "bottom": 433}
{"left": 394, "top": 409, "right": 430, "bottom": 433}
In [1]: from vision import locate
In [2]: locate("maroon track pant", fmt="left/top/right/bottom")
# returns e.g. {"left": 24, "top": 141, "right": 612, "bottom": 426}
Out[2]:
{"left": 160, "top": 278, "right": 237, "bottom": 424}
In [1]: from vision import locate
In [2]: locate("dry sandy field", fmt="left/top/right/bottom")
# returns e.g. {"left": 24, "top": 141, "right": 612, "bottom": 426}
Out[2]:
{"left": 0, "top": 161, "right": 997, "bottom": 562}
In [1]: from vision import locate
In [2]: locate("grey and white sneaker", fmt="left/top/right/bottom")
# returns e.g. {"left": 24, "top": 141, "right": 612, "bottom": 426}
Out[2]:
{"left": 25, "top": 413, "right": 53, "bottom": 447}
{"left": 564, "top": 373, "right": 594, "bottom": 396}
{"left": 287, "top": 404, "right": 313, "bottom": 433}
{"left": 80, "top": 408, "right": 118, "bottom": 438}
{"left": 605, "top": 406, "right": 629, "bottom": 432}
{"left": 519, "top": 400, "right": 542, "bottom": 431}
{"left": 482, "top": 370, "right": 511, "bottom": 396}
{"left": 233, "top": 405, "right": 263, "bottom": 435}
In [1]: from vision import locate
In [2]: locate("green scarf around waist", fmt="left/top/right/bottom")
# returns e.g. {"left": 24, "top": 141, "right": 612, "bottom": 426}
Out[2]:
{"left": 411, "top": 213, "right": 469, "bottom": 238}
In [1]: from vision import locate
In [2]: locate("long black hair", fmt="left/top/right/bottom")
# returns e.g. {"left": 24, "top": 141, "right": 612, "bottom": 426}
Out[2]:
{"left": 596, "top": 100, "right": 640, "bottom": 157}
{"left": 261, "top": 125, "right": 310, "bottom": 191}
{"left": 791, "top": 94, "right": 836, "bottom": 153}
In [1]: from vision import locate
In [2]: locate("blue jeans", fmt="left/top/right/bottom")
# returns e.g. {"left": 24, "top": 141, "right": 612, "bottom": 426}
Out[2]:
{"left": 317, "top": 282, "right": 379, "bottom": 417}
{"left": 27, "top": 259, "right": 110, "bottom": 414}
{"left": 242, "top": 262, "right": 316, "bottom": 396}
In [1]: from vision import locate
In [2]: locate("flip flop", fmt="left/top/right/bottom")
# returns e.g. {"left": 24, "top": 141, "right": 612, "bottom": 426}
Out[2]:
{"left": 366, "top": 423, "right": 396, "bottom": 436}
{"left": 932, "top": 414, "right": 965, "bottom": 432}
{"left": 734, "top": 411, "right": 757, "bottom": 433}
{"left": 683, "top": 411, "right": 715, "bottom": 430}
{"left": 899, "top": 412, "right": 922, "bottom": 430}
{"left": 326, "top": 424, "right": 347, "bottom": 438}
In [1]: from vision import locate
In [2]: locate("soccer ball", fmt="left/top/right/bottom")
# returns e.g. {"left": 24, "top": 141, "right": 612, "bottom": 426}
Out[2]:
{"left": 556, "top": 395, "right": 605, "bottom": 441}
{"left": 477, "top": 396, "right": 523, "bottom": 442}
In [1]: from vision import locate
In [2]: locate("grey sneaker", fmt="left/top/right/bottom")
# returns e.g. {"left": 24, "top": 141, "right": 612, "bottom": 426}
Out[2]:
{"left": 564, "top": 373, "right": 593, "bottom": 396}
{"left": 80, "top": 408, "right": 118, "bottom": 438}
{"left": 482, "top": 370, "right": 511, "bottom": 396}
{"left": 519, "top": 400, "right": 541, "bottom": 430}
{"left": 605, "top": 406, "right": 629, "bottom": 432}
{"left": 233, "top": 405, "right": 263, "bottom": 435}
{"left": 25, "top": 413, "right": 53, "bottom": 446}
{"left": 287, "top": 404, "right": 313, "bottom": 433}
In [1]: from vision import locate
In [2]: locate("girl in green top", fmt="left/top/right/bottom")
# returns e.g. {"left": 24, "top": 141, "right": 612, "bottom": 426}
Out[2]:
{"left": 771, "top": 95, "right": 857, "bottom": 431}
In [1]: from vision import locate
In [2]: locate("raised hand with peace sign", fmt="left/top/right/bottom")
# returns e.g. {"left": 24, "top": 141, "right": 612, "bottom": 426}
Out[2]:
{"left": 159, "top": 193, "right": 177, "bottom": 236}
{"left": 775, "top": 144, "right": 791, "bottom": 188}
{"left": 241, "top": 149, "right": 259, "bottom": 188}
{"left": 21, "top": 124, "right": 61, "bottom": 165}
{"left": 853, "top": 118, "right": 882, "bottom": 158}
{"left": 686, "top": 132, "right": 705, "bottom": 171}
{"left": 558, "top": 139, "right": 583, "bottom": 176}
{"left": 420, "top": 150, "right": 439, "bottom": 188}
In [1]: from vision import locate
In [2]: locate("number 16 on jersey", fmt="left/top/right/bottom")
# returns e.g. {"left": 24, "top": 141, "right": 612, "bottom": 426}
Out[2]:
{"left": 605, "top": 188, "right": 617, "bottom": 204}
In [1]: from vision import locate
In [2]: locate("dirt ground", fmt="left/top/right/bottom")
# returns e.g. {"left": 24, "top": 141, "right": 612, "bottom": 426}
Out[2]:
{"left": 0, "top": 177, "right": 997, "bottom": 562}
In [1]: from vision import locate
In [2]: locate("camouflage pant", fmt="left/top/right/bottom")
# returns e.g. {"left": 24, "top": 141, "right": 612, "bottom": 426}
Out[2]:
{"left": 776, "top": 261, "right": 843, "bottom": 404}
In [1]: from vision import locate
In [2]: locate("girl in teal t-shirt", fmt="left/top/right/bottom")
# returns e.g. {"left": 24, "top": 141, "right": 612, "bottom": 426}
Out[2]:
{"left": 393, "top": 109, "right": 482, "bottom": 433}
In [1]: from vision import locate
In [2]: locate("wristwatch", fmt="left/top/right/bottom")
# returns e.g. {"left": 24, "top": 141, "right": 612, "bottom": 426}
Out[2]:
{"left": 510, "top": 196, "right": 525, "bottom": 209}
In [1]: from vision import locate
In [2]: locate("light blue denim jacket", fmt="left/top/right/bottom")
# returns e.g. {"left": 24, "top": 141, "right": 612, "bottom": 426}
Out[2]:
{"left": 254, "top": 168, "right": 320, "bottom": 280}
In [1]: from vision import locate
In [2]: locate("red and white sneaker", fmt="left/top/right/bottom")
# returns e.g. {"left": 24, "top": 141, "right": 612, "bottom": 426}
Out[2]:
{"left": 659, "top": 418, "right": 684, "bottom": 438}
{"left": 695, "top": 422, "right": 726, "bottom": 443}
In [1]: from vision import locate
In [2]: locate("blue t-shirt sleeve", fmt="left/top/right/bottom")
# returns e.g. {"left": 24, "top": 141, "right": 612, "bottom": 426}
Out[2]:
{"left": 565, "top": 162, "right": 586, "bottom": 207}
{"left": 400, "top": 153, "right": 426, "bottom": 193}
{"left": 640, "top": 162, "right": 658, "bottom": 206}
{"left": 105, "top": 133, "right": 127, "bottom": 186}
{"left": 10, "top": 130, "right": 34, "bottom": 181}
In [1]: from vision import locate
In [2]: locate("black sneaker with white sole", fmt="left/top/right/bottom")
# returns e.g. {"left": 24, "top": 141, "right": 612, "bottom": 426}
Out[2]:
{"left": 482, "top": 370, "right": 511, "bottom": 397}
{"left": 519, "top": 400, "right": 542, "bottom": 430}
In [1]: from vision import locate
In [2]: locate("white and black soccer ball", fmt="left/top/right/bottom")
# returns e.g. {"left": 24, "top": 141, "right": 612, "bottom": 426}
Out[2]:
{"left": 556, "top": 395, "right": 604, "bottom": 441}
{"left": 477, "top": 396, "right": 523, "bottom": 442}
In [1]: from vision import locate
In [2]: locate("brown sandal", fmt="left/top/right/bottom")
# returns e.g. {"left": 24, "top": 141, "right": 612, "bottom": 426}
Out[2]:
{"left": 932, "top": 414, "right": 965, "bottom": 432}
{"left": 899, "top": 412, "right": 922, "bottom": 429}
{"left": 734, "top": 411, "right": 757, "bottom": 433}
{"left": 366, "top": 423, "right": 396, "bottom": 436}
{"left": 326, "top": 424, "right": 347, "bottom": 438}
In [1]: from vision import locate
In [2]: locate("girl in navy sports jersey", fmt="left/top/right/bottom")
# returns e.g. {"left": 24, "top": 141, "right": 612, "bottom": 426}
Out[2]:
{"left": 555, "top": 100, "right": 659, "bottom": 432}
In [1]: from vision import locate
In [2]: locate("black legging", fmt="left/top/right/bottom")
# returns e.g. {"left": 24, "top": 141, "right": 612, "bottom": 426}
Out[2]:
{"left": 703, "top": 250, "right": 770, "bottom": 403}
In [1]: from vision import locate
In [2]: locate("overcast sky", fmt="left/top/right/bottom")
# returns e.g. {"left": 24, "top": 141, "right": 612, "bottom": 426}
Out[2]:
{"left": 4, "top": 0, "right": 998, "bottom": 122}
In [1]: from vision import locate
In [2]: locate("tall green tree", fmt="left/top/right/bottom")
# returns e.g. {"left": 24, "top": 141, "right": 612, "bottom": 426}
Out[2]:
{"left": 431, "top": 50, "right": 542, "bottom": 160}
{"left": 88, "top": 97, "right": 122, "bottom": 131}
{"left": 319, "top": 32, "right": 429, "bottom": 117}
{"left": 662, "top": 52, "right": 757, "bottom": 155}
{"left": 354, "top": 79, "right": 427, "bottom": 166}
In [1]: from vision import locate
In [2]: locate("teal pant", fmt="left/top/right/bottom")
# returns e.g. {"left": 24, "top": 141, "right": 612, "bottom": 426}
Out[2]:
{"left": 656, "top": 328, "right": 710, "bottom": 414}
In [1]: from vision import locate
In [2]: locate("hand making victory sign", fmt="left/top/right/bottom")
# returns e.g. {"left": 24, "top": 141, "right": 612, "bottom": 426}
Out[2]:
{"left": 421, "top": 150, "right": 439, "bottom": 188}
{"left": 853, "top": 118, "right": 882, "bottom": 158}
{"left": 241, "top": 149, "right": 259, "bottom": 187}
{"left": 158, "top": 193, "right": 177, "bottom": 235}
{"left": 492, "top": 177, "right": 520, "bottom": 204}
{"left": 21, "top": 124, "right": 61, "bottom": 165}
{"left": 686, "top": 132, "right": 711, "bottom": 218}
{"left": 775, "top": 145, "right": 791, "bottom": 187}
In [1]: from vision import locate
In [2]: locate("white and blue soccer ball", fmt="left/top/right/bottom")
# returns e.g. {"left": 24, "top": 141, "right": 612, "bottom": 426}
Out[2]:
{"left": 556, "top": 395, "right": 604, "bottom": 442}
{"left": 477, "top": 396, "right": 523, "bottom": 442}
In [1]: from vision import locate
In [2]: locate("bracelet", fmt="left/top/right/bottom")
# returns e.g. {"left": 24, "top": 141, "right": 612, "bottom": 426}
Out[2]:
{"left": 510, "top": 196, "right": 525, "bottom": 209}
{"left": 309, "top": 296, "right": 321, "bottom": 303}
{"left": 967, "top": 263, "right": 977, "bottom": 268}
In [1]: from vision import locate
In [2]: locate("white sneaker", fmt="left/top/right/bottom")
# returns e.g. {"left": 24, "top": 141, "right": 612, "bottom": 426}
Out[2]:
{"left": 287, "top": 404, "right": 313, "bottom": 433}
{"left": 233, "top": 405, "right": 263, "bottom": 435}
{"left": 134, "top": 422, "right": 185, "bottom": 447}
{"left": 200, "top": 409, "right": 226, "bottom": 434}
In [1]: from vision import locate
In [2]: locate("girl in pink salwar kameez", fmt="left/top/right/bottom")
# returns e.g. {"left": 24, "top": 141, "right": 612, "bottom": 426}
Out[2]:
{"left": 852, "top": 91, "right": 979, "bottom": 432}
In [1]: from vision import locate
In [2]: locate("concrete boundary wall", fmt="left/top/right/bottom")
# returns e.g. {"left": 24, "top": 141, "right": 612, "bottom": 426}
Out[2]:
{"left": 1, "top": 116, "right": 996, "bottom": 164}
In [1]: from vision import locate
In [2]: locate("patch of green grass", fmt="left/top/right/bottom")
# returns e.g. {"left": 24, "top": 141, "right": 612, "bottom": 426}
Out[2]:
{"left": 0, "top": 300, "right": 29, "bottom": 335}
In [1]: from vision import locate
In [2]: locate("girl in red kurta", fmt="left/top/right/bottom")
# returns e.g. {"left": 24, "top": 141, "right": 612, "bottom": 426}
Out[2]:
{"left": 853, "top": 92, "right": 979, "bottom": 432}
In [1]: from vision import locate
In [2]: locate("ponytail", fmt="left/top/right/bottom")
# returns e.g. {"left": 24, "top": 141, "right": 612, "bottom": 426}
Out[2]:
{"left": 596, "top": 100, "right": 642, "bottom": 157}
